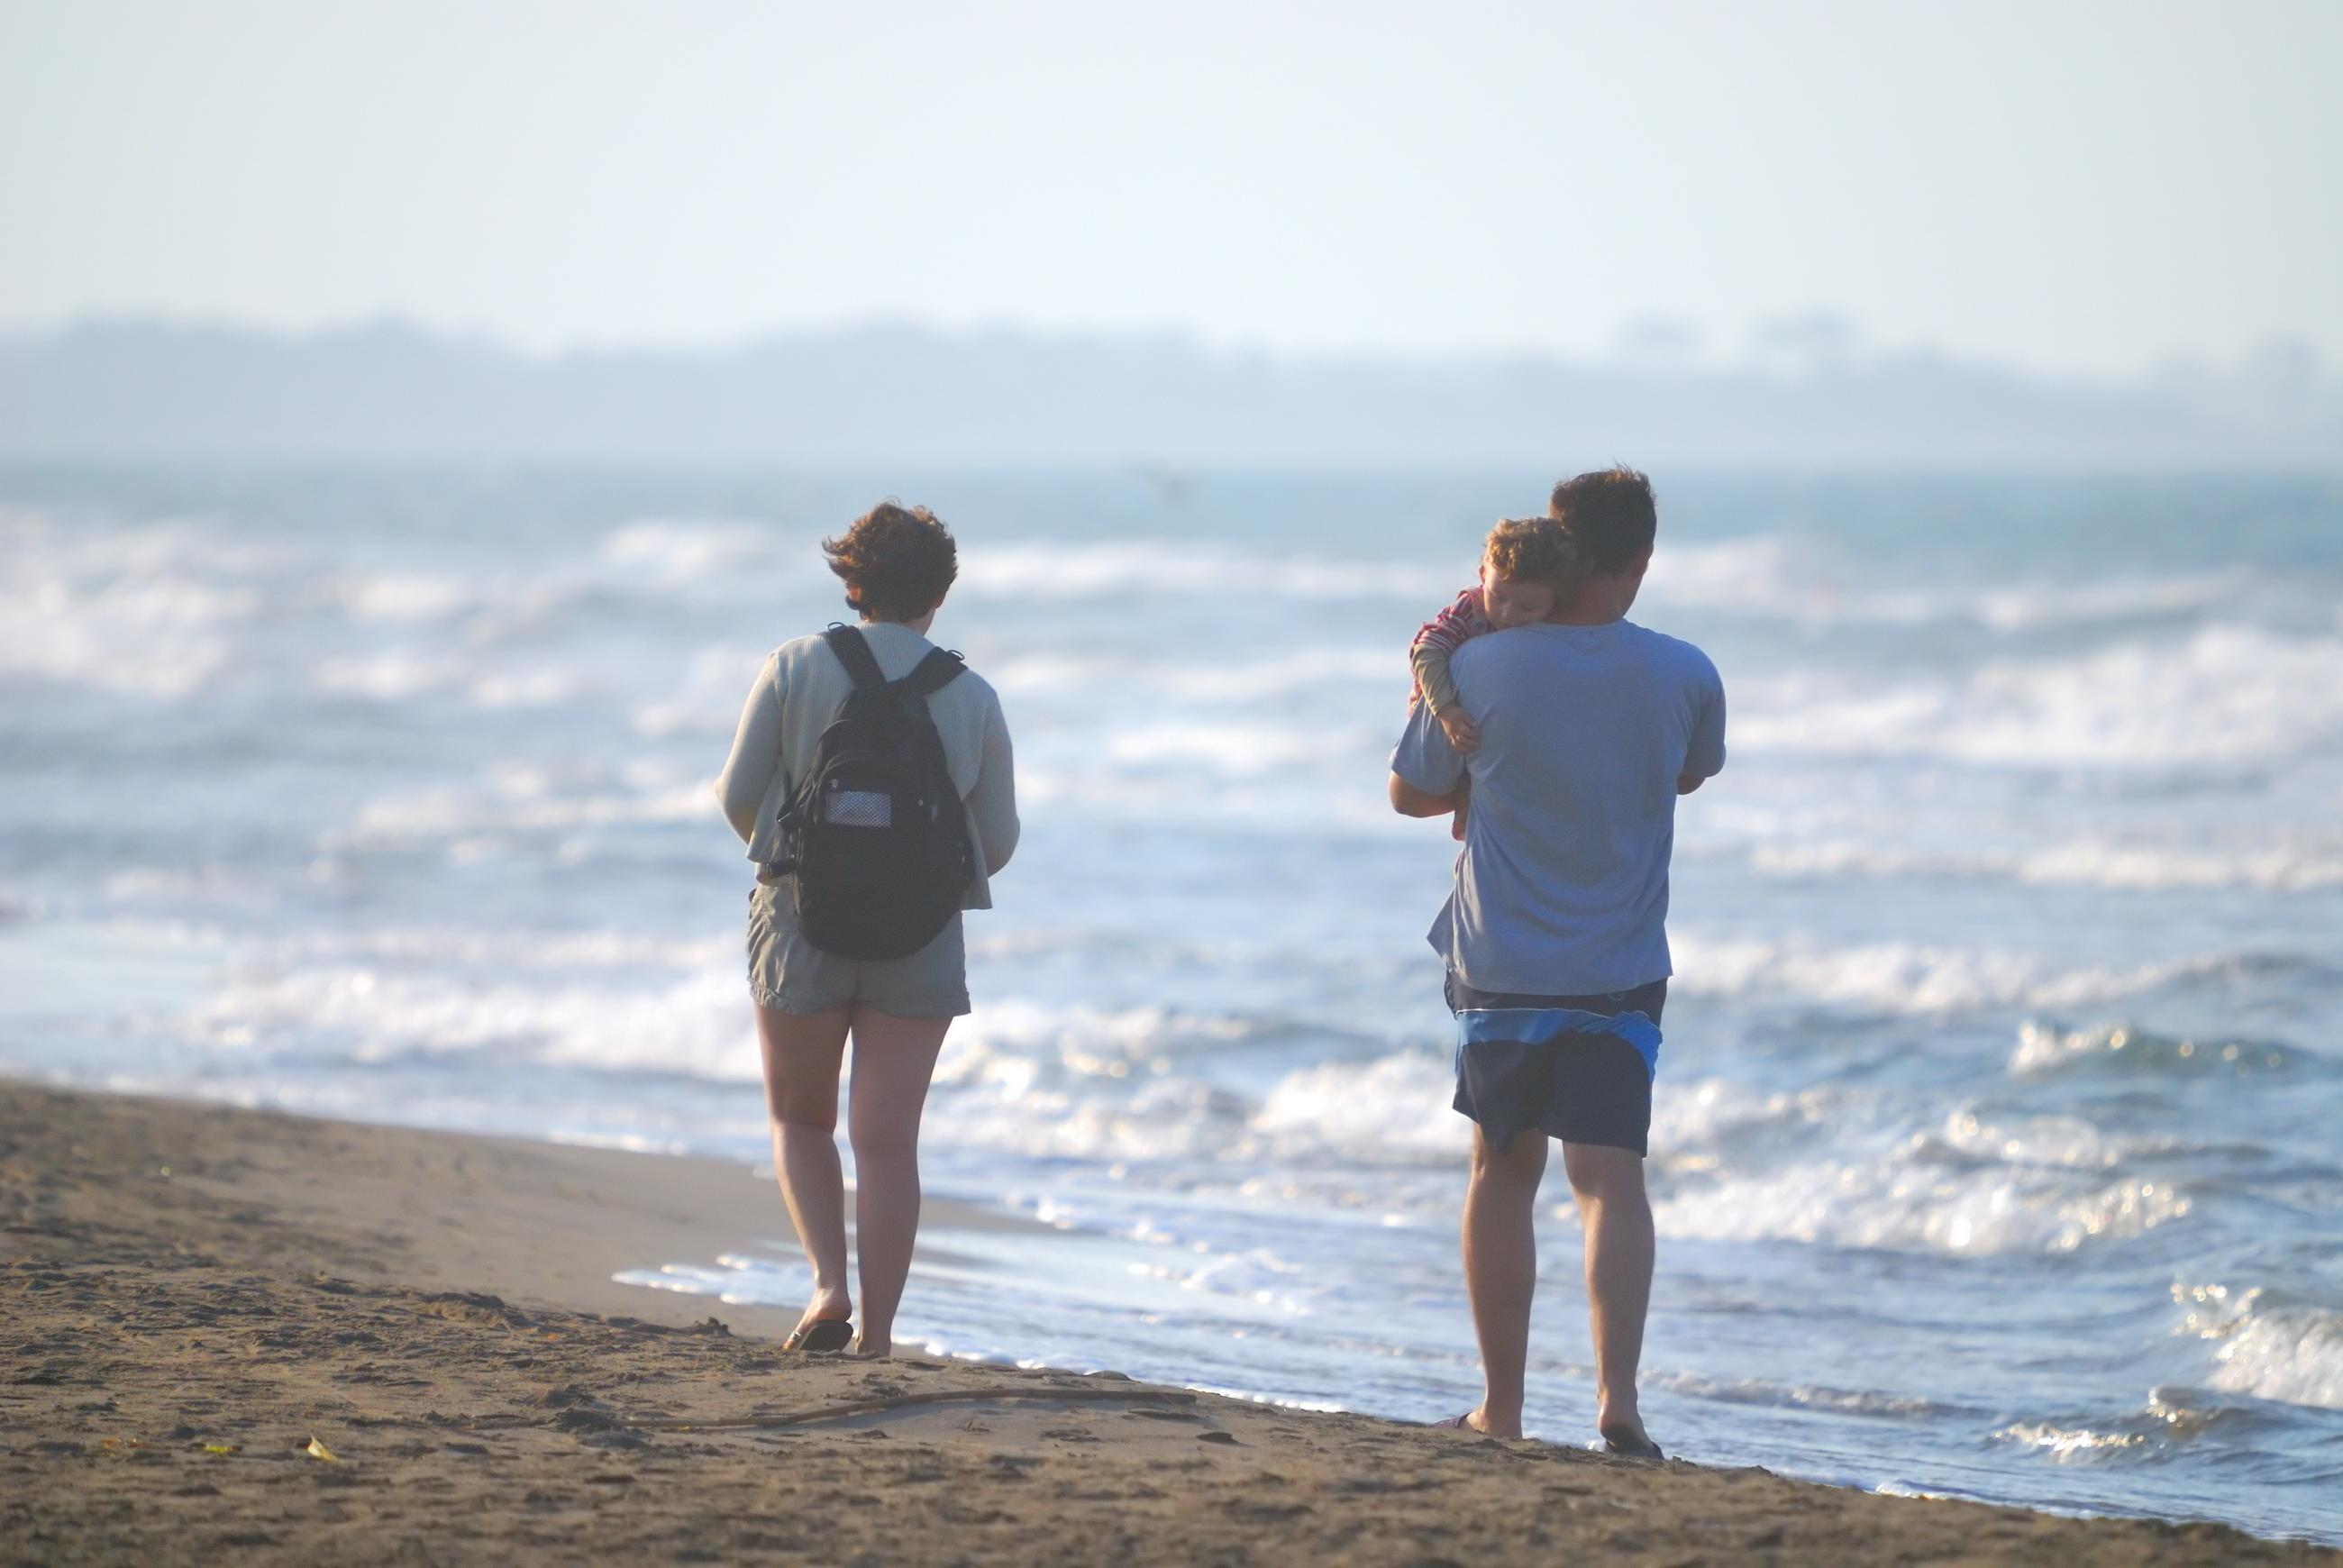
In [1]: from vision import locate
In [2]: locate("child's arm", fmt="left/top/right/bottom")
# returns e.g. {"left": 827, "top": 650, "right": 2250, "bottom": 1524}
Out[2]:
{"left": 1411, "top": 640, "right": 1481, "bottom": 752}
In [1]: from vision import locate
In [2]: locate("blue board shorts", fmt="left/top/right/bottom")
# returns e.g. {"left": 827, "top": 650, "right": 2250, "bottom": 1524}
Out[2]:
{"left": 1445, "top": 970, "right": 1666, "bottom": 1156}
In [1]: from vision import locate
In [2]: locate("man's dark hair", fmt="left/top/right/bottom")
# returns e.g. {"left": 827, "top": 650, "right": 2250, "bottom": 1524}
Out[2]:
{"left": 1547, "top": 467, "right": 1656, "bottom": 575}
{"left": 822, "top": 501, "right": 958, "bottom": 622}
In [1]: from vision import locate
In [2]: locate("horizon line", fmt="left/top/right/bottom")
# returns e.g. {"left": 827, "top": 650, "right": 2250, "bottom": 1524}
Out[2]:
{"left": 4, "top": 310, "right": 2333, "bottom": 388}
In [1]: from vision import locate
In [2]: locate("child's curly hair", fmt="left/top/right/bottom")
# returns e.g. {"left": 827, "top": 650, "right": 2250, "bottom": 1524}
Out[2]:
{"left": 822, "top": 501, "right": 959, "bottom": 622}
{"left": 1482, "top": 515, "right": 1583, "bottom": 594}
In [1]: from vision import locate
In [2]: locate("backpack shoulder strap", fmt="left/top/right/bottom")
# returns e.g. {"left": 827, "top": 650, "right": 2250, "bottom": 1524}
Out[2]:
{"left": 900, "top": 648, "right": 967, "bottom": 698}
{"left": 822, "top": 624, "right": 888, "bottom": 690}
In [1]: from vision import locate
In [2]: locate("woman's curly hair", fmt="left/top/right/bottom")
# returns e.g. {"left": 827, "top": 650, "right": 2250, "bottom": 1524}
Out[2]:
{"left": 1482, "top": 515, "right": 1583, "bottom": 594}
{"left": 822, "top": 501, "right": 959, "bottom": 622}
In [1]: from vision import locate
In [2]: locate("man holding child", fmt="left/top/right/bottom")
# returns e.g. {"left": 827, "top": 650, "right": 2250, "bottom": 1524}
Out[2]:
{"left": 1390, "top": 467, "right": 1727, "bottom": 1457}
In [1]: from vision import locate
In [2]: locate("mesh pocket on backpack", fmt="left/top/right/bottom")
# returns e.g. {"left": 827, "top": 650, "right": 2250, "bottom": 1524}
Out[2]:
{"left": 826, "top": 789, "right": 893, "bottom": 828}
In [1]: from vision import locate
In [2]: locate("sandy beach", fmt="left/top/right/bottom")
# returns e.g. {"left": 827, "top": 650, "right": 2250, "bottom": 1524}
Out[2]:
{"left": 0, "top": 1080, "right": 2331, "bottom": 1565}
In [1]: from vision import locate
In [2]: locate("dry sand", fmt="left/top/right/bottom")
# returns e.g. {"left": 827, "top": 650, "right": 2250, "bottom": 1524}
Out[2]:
{"left": 2, "top": 1080, "right": 2333, "bottom": 1565}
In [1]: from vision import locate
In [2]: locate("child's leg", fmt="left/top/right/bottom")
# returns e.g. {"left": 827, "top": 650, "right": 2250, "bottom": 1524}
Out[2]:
{"left": 1451, "top": 777, "right": 1471, "bottom": 841}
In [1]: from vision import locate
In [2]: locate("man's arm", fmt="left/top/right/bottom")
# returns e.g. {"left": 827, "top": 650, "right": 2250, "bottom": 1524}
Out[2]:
{"left": 1388, "top": 692, "right": 1467, "bottom": 817}
{"left": 1678, "top": 655, "right": 1727, "bottom": 797}
{"left": 1390, "top": 772, "right": 1455, "bottom": 817}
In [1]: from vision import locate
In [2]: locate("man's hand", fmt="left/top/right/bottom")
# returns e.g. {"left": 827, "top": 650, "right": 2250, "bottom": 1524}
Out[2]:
{"left": 1437, "top": 706, "right": 1481, "bottom": 753}
{"left": 1390, "top": 773, "right": 1455, "bottom": 818}
{"left": 1676, "top": 772, "right": 1706, "bottom": 796}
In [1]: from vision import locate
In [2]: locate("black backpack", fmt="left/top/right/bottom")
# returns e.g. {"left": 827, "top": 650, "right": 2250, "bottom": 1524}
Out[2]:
{"left": 774, "top": 624, "right": 976, "bottom": 961}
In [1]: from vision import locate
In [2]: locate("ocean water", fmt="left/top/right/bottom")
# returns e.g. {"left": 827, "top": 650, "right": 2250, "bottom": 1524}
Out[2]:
{"left": 4, "top": 465, "right": 2340, "bottom": 1545}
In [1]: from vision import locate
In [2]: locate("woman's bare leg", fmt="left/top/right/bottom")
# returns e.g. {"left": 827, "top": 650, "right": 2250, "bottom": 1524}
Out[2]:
{"left": 756, "top": 1001, "right": 852, "bottom": 1340}
{"left": 843, "top": 1006, "right": 952, "bottom": 1357}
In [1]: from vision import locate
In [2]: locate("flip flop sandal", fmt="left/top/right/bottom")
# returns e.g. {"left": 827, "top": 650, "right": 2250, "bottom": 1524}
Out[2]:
{"left": 1600, "top": 1427, "right": 1665, "bottom": 1461}
{"left": 1431, "top": 1413, "right": 1480, "bottom": 1432}
{"left": 784, "top": 1318, "right": 854, "bottom": 1354}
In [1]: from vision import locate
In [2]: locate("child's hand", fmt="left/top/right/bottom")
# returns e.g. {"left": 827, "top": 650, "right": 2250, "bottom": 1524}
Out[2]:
{"left": 1438, "top": 707, "right": 1481, "bottom": 753}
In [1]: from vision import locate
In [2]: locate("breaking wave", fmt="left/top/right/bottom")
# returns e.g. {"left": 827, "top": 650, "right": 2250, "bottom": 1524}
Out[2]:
{"left": 1731, "top": 624, "right": 2343, "bottom": 770}
{"left": 2174, "top": 1282, "right": 2343, "bottom": 1411}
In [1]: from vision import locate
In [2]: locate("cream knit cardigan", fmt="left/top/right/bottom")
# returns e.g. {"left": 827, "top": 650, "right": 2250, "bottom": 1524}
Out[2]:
{"left": 714, "top": 620, "right": 1019, "bottom": 907}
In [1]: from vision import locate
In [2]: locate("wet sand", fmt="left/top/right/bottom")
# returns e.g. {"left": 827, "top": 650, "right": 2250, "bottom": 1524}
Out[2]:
{"left": 2, "top": 1080, "right": 2332, "bottom": 1564}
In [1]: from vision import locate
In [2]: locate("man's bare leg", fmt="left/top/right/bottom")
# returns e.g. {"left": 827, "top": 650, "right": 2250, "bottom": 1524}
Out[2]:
{"left": 1562, "top": 1140, "right": 1657, "bottom": 1448}
{"left": 1461, "top": 1126, "right": 1549, "bottom": 1437}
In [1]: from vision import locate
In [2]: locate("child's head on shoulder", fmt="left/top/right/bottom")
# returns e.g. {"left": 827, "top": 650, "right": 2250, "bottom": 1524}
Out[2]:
{"left": 1478, "top": 517, "right": 1582, "bottom": 628}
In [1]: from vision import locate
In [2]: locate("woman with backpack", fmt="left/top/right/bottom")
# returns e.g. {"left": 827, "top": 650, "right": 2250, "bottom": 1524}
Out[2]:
{"left": 714, "top": 501, "right": 1018, "bottom": 1357}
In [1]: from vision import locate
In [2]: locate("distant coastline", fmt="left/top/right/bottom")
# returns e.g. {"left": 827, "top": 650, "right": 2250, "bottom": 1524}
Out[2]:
{"left": 3, "top": 317, "right": 2338, "bottom": 469}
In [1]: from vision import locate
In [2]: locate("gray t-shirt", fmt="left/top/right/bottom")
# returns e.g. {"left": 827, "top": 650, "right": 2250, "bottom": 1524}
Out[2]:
{"left": 1390, "top": 618, "right": 1726, "bottom": 995}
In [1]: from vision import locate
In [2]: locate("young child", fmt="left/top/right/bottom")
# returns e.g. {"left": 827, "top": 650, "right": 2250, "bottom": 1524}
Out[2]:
{"left": 1409, "top": 516, "right": 1582, "bottom": 838}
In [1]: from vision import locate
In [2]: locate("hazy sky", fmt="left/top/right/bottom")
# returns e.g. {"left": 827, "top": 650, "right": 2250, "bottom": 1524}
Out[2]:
{"left": 4, "top": 0, "right": 2337, "bottom": 375}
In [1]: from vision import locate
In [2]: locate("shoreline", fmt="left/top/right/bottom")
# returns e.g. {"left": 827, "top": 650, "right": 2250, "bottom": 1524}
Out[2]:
{"left": 4, "top": 1078, "right": 2334, "bottom": 1564}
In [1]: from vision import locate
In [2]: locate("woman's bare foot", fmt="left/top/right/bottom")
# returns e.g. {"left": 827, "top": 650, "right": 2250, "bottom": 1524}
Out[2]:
{"left": 788, "top": 1287, "right": 852, "bottom": 1346}
{"left": 848, "top": 1333, "right": 891, "bottom": 1360}
{"left": 1466, "top": 1405, "right": 1521, "bottom": 1439}
{"left": 1597, "top": 1400, "right": 1663, "bottom": 1458}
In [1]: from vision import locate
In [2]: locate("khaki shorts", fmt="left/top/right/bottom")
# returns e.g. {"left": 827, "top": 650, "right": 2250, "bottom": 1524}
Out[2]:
{"left": 745, "top": 880, "right": 971, "bottom": 1019}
